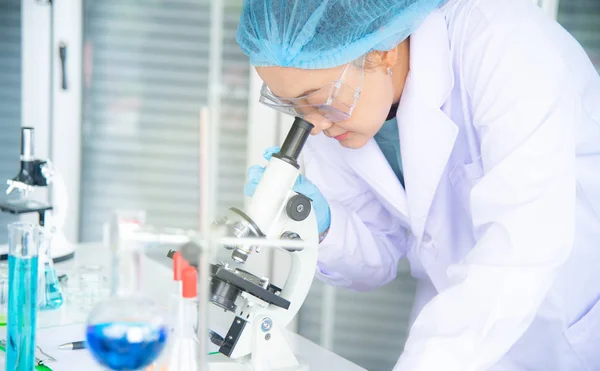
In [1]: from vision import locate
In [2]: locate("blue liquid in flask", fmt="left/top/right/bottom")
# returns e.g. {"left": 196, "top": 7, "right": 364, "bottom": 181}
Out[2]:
{"left": 86, "top": 322, "right": 168, "bottom": 370}
{"left": 39, "top": 262, "right": 64, "bottom": 310}
{"left": 7, "top": 255, "right": 39, "bottom": 371}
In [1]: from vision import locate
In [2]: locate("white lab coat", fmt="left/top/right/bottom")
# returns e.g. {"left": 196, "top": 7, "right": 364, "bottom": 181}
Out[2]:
{"left": 301, "top": 0, "right": 600, "bottom": 370}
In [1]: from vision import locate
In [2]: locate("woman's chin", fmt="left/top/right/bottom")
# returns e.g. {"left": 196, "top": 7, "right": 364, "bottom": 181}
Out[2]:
{"left": 336, "top": 135, "right": 368, "bottom": 149}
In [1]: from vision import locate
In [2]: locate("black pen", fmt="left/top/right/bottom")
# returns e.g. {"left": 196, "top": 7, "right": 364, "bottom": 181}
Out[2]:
{"left": 58, "top": 341, "right": 85, "bottom": 350}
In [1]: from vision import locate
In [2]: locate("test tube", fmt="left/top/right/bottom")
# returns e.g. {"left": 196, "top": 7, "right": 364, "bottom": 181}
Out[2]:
{"left": 6, "top": 222, "right": 39, "bottom": 371}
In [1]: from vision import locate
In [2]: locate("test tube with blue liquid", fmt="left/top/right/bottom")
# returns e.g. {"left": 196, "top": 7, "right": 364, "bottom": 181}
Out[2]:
{"left": 6, "top": 222, "right": 39, "bottom": 371}
{"left": 37, "top": 227, "right": 64, "bottom": 310}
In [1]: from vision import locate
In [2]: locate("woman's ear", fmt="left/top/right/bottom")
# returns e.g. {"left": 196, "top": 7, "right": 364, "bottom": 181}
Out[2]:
{"left": 365, "top": 44, "right": 401, "bottom": 73}
{"left": 381, "top": 46, "right": 400, "bottom": 70}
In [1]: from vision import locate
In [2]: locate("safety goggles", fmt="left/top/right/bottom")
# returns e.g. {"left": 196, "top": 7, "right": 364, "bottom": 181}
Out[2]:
{"left": 259, "top": 55, "right": 366, "bottom": 123}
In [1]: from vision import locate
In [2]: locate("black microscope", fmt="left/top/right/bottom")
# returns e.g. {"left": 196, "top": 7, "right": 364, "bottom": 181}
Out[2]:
{"left": 0, "top": 127, "right": 75, "bottom": 261}
{"left": 0, "top": 127, "right": 53, "bottom": 226}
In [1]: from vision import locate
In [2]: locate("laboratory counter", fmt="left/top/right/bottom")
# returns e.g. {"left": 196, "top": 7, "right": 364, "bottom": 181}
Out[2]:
{"left": 20, "top": 242, "right": 366, "bottom": 371}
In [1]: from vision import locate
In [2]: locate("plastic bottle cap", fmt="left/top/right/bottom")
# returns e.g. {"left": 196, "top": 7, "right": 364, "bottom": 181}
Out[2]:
{"left": 182, "top": 266, "right": 197, "bottom": 299}
{"left": 173, "top": 251, "right": 185, "bottom": 281}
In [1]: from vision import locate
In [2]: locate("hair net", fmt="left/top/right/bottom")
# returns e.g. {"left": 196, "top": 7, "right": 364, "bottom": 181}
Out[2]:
{"left": 236, "top": 0, "right": 445, "bottom": 69}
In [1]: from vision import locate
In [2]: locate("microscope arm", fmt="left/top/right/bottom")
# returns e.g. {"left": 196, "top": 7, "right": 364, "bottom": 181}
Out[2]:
{"left": 41, "top": 161, "right": 69, "bottom": 235}
{"left": 230, "top": 118, "right": 315, "bottom": 262}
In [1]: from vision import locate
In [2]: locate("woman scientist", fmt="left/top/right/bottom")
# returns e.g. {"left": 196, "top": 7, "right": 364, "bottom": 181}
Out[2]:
{"left": 238, "top": 0, "right": 600, "bottom": 370}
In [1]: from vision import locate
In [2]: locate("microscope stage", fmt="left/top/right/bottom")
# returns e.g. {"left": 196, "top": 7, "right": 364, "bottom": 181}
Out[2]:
{"left": 0, "top": 199, "right": 53, "bottom": 215}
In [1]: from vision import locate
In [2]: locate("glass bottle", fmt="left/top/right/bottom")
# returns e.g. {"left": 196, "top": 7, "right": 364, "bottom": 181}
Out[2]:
{"left": 85, "top": 212, "right": 169, "bottom": 371}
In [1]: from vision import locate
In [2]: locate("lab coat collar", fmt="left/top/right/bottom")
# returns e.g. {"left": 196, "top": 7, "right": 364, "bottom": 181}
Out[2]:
{"left": 406, "top": 10, "right": 454, "bottom": 108}
{"left": 343, "top": 10, "right": 456, "bottom": 232}
{"left": 344, "top": 137, "right": 410, "bottom": 221}
{"left": 398, "top": 10, "right": 458, "bottom": 240}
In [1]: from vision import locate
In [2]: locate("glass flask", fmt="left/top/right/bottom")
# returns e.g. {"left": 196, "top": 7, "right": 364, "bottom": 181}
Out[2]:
{"left": 37, "top": 227, "right": 64, "bottom": 310}
{"left": 86, "top": 211, "right": 168, "bottom": 371}
{"left": 6, "top": 222, "right": 39, "bottom": 371}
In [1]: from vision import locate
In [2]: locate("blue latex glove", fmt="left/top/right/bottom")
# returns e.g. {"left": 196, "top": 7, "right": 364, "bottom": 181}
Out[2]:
{"left": 244, "top": 146, "right": 331, "bottom": 235}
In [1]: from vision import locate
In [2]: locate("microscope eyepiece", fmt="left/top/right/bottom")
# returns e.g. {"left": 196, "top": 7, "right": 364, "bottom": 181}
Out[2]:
{"left": 20, "top": 127, "right": 35, "bottom": 161}
{"left": 273, "top": 117, "right": 314, "bottom": 168}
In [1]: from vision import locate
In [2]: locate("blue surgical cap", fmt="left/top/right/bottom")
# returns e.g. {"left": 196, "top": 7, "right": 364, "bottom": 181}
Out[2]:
{"left": 236, "top": 0, "right": 445, "bottom": 69}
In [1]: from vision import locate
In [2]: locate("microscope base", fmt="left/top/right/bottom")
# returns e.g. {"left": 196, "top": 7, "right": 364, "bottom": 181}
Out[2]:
{"left": 207, "top": 316, "right": 309, "bottom": 371}
{"left": 49, "top": 232, "right": 76, "bottom": 262}
{"left": 247, "top": 316, "right": 308, "bottom": 371}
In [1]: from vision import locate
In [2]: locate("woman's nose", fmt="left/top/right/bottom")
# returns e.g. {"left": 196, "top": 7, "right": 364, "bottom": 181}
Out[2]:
{"left": 304, "top": 115, "right": 332, "bottom": 135}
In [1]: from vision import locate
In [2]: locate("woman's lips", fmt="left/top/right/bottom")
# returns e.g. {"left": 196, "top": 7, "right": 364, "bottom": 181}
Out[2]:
{"left": 333, "top": 132, "right": 349, "bottom": 141}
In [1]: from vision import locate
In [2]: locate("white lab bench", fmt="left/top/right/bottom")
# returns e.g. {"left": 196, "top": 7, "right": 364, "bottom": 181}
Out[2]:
{"left": 39, "top": 243, "right": 366, "bottom": 371}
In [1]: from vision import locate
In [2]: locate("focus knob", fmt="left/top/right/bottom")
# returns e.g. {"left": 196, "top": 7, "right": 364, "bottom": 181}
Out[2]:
{"left": 286, "top": 194, "right": 311, "bottom": 221}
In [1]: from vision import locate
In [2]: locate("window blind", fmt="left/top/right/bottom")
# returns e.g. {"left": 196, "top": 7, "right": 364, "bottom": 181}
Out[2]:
{"left": 0, "top": 1, "right": 22, "bottom": 244}
{"left": 79, "top": 0, "right": 249, "bottom": 241}
{"left": 558, "top": 0, "right": 600, "bottom": 70}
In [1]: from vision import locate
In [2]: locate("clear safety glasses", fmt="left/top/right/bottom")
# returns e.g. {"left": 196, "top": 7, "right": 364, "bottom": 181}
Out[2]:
{"left": 259, "top": 55, "right": 366, "bottom": 123}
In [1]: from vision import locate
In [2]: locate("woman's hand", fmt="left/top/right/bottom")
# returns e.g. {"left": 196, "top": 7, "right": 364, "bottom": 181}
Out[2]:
{"left": 244, "top": 146, "right": 331, "bottom": 236}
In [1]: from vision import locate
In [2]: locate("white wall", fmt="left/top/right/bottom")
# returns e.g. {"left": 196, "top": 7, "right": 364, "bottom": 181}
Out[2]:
{"left": 19, "top": 0, "right": 51, "bottom": 227}
{"left": 50, "top": 0, "right": 82, "bottom": 244}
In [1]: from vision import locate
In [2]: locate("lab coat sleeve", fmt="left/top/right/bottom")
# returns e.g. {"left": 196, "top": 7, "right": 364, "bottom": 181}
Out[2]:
{"left": 300, "top": 144, "right": 408, "bottom": 292}
{"left": 395, "top": 11, "right": 579, "bottom": 371}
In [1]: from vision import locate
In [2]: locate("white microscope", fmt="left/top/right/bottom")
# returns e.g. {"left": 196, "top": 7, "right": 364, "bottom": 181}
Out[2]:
{"left": 146, "top": 117, "right": 316, "bottom": 371}
{"left": 204, "top": 117, "right": 318, "bottom": 370}
{"left": 0, "top": 127, "right": 75, "bottom": 261}
{"left": 118, "top": 117, "right": 319, "bottom": 370}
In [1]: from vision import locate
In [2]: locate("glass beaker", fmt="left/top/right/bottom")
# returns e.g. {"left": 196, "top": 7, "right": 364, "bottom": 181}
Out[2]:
{"left": 86, "top": 211, "right": 168, "bottom": 371}
{"left": 107, "top": 209, "right": 146, "bottom": 296}
{"left": 77, "top": 264, "right": 108, "bottom": 312}
{"left": 6, "top": 222, "right": 39, "bottom": 371}
{"left": 37, "top": 228, "right": 64, "bottom": 310}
